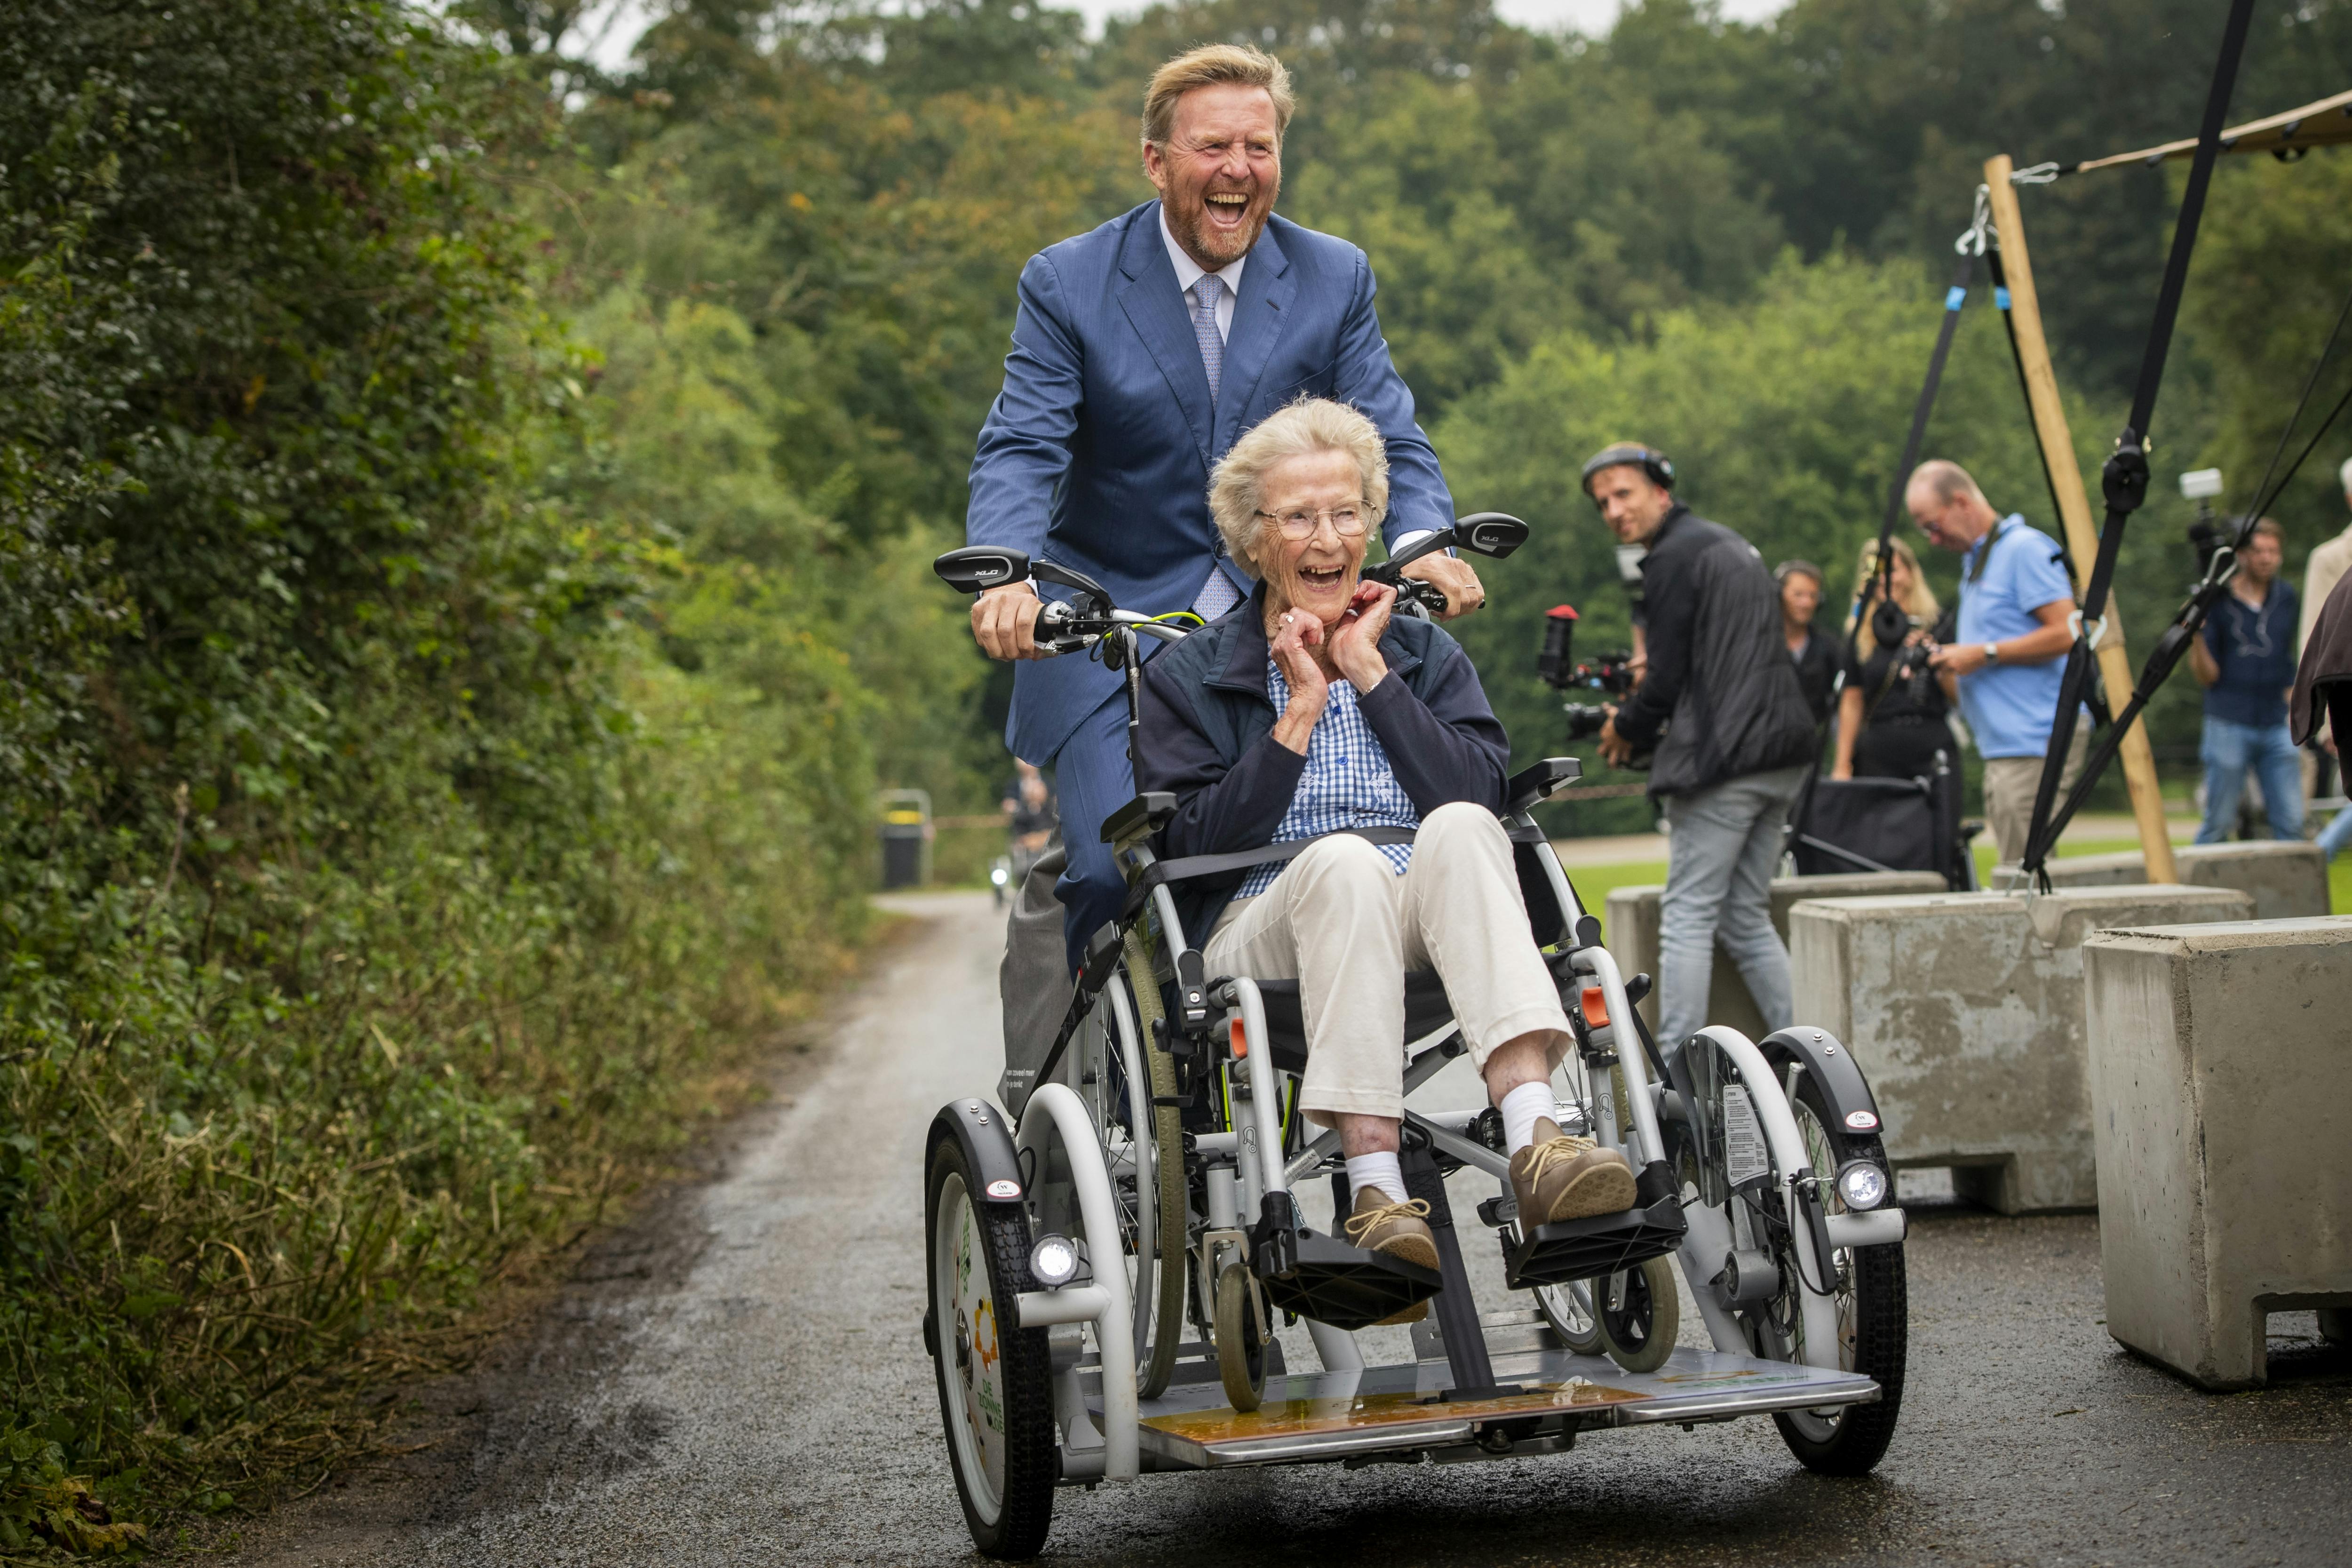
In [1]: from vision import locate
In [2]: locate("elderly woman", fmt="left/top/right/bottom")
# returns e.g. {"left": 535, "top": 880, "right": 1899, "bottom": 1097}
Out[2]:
{"left": 1136, "top": 398, "right": 1636, "bottom": 1277}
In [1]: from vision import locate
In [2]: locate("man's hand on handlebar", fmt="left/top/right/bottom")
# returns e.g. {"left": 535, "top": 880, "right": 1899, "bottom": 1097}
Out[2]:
{"left": 1401, "top": 554, "right": 1485, "bottom": 620}
{"left": 972, "top": 581, "right": 1046, "bottom": 661}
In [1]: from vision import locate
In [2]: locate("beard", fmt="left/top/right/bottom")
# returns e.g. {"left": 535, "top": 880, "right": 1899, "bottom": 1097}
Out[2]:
{"left": 1165, "top": 181, "right": 1276, "bottom": 270}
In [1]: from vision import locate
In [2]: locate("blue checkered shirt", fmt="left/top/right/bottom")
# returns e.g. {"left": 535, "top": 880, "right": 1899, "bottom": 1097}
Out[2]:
{"left": 1238, "top": 659, "right": 1420, "bottom": 899}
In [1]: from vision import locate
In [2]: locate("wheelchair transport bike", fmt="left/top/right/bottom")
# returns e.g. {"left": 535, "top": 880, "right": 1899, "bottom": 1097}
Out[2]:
{"left": 921, "top": 521, "right": 1909, "bottom": 1559}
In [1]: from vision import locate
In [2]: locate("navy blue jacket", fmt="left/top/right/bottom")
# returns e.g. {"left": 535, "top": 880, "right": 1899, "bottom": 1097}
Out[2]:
{"left": 966, "top": 202, "right": 1454, "bottom": 764}
{"left": 1134, "top": 589, "right": 1511, "bottom": 945}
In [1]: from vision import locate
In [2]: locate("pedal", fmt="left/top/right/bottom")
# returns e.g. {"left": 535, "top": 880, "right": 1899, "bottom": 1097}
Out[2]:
{"left": 1255, "top": 1228, "right": 1442, "bottom": 1333}
{"left": 1475, "top": 1194, "right": 1519, "bottom": 1229}
{"left": 1502, "top": 1162, "right": 1687, "bottom": 1290}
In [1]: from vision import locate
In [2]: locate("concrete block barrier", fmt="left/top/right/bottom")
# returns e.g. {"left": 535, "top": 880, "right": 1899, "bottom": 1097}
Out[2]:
{"left": 1790, "top": 886, "right": 2253, "bottom": 1214}
{"left": 1994, "top": 840, "right": 2328, "bottom": 921}
{"left": 1603, "top": 872, "right": 1945, "bottom": 1042}
{"left": 2083, "top": 917, "right": 2352, "bottom": 1389}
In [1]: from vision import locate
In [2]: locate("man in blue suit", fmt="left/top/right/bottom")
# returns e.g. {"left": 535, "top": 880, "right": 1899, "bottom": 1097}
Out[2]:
{"left": 966, "top": 42, "right": 1477, "bottom": 970}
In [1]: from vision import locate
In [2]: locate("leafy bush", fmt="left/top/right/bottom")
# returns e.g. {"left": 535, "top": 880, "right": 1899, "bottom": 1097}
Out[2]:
{"left": 0, "top": 0, "right": 875, "bottom": 1538}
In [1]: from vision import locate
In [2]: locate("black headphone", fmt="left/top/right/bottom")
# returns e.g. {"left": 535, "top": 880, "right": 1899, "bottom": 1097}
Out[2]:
{"left": 1581, "top": 443, "right": 1676, "bottom": 504}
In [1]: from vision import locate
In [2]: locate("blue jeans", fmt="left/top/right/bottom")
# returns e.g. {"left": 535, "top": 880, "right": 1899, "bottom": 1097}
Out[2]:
{"left": 2195, "top": 716, "right": 2304, "bottom": 843}
{"left": 2319, "top": 799, "right": 2352, "bottom": 860}
{"left": 1658, "top": 765, "right": 1808, "bottom": 1050}
{"left": 1046, "top": 692, "right": 1134, "bottom": 975}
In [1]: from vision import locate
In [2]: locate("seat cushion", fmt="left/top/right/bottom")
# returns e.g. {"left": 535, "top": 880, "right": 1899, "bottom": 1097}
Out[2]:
{"left": 1254, "top": 972, "right": 1455, "bottom": 1076}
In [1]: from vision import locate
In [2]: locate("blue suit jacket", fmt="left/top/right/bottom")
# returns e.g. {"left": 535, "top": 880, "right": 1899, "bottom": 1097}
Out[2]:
{"left": 967, "top": 201, "right": 1455, "bottom": 762}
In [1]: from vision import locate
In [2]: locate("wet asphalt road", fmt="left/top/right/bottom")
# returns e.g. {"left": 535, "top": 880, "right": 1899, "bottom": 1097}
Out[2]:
{"left": 240, "top": 891, "right": 2350, "bottom": 1568}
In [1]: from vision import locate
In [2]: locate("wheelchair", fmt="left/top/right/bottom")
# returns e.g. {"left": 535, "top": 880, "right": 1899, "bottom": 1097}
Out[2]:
{"left": 921, "top": 527, "right": 1910, "bottom": 1560}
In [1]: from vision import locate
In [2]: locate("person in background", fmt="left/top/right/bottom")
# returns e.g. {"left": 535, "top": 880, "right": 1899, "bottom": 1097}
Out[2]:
{"left": 1911, "top": 459, "right": 2084, "bottom": 865}
{"left": 2293, "top": 559, "right": 2352, "bottom": 860}
{"left": 1000, "top": 760, "right": 1058, "bottom": 857}
{"left": 2298, "top": 457, "right": 2352, "bottom": 836}
{"left": 1588, "top": 445, "right": 1816, "bottom": 1053}
{"left": 2189, "top": 518, "right": 2302, "bottom": 843}
{"left": 2301, "top": 457, "right": 2352, "bottom": 655}
{"left": 1831, "top": 539, "right": 1957, "bottom": 782}
{"left": 1775, "top": 560, "right": 1839, "bottom": 727}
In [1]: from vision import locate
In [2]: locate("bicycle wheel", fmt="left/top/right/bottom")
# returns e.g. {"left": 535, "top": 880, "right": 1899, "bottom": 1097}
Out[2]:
{"left": 926, "top": 1138, "right": 1055, "bottom": 1559}
{"left": 1766, "top": 1069, "right": 1907, "bottom": 1476}
{"left": 1096, "top": 928, "right": 1185, "bottom": 1398}
{"left": 1595, "top": 1253, "right": 1679, "bottom": 1372}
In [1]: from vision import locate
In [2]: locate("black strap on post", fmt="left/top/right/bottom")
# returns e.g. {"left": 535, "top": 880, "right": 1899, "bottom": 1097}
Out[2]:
{"left": 2018, "top": 0, "right": 2258, "bottom": 885}
{"left": 1859, "top": 234, "right": 1985, "bottom": 660}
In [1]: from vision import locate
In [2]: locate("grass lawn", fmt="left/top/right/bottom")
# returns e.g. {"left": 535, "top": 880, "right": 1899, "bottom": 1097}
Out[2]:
{"left": 1559, "top": 835, "right": 2344, "bottom": 941}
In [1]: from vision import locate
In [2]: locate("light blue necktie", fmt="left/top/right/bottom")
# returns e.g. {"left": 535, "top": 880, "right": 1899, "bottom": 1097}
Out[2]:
{"left": 1190, "top": 274, "right": 1225, "bottom": 406}
{"left": 1187, "top": 272, "right": 1241, "bottom": 620}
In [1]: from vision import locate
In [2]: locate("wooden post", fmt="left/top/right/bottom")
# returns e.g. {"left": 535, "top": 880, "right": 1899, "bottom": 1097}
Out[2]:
{"left": 1982, "top": 154, "right": 2178, "bottom": 882}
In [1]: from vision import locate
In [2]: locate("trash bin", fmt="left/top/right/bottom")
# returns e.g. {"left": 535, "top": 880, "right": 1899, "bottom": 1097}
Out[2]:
{"left": 878, "top": 789, "right": 933, "bottom": 889}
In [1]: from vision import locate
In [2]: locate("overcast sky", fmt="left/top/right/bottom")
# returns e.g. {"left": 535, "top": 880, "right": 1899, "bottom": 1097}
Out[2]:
{"left": 575, "top": 0, "right": 1792, "bottom": 73}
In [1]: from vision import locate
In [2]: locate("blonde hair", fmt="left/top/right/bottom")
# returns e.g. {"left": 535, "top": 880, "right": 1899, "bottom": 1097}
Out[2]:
{"left": 1848, "top": 538, "right": 1940, "bottom": 658}
{"left": 1209, "top": 398, "right": 1389, "bottom": 578}
{"left": 1141, "top": 44, "right": 1295, "bottom": 149}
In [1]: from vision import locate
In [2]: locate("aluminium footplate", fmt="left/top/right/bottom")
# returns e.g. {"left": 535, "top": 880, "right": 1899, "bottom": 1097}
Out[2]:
{"left": 1116, "top": 1341, "right": 1879, "bottom": 1471}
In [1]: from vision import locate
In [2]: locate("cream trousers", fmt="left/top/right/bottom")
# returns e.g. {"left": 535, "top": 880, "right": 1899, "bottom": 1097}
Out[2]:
{"left": 1203, "top": 801, "right": 1573, "bottom": 1126}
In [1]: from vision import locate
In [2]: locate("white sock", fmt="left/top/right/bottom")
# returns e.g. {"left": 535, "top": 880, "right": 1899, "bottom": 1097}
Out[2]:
{"left": 1500, "top": 1080, "right": 1559, "bottom": 1154}
{"left": 1344, "top": 1151, "right": 1408, "bottom": 1207}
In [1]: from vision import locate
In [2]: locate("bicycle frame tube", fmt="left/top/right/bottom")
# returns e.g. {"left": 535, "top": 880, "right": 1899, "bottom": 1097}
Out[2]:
{"left": 1015, "top": 1083, "right": 1139, "bottom": 1480}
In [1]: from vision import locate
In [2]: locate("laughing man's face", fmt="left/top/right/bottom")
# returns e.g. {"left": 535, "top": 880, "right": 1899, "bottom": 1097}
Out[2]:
{"left": 1144, "top": 83, "right": 1281, "bottom": 272}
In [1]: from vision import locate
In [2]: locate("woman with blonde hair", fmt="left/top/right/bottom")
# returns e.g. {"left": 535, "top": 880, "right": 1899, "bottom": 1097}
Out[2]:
{"left": 1831, "top": 539, "right": 1959, "bottom": 781}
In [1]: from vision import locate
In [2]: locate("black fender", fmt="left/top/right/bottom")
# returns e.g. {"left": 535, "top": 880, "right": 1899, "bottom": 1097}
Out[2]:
{"left": 923, "top": 1098, "right": 1029, "bottom": 1362}
{"left": 1756, "top": 1027, "right": 1885, "bottom": 1142}
{"left": 926, "top": 1097, "right": 1030, "bottom": 1208}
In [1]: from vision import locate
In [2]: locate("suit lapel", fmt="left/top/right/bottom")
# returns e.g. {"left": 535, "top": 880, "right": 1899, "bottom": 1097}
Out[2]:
{"left": 1213, "top": 222, "right": 1297, "bottom": 454}
{"left": 1116, "top": 204, "right": 1216, "bottom": 469}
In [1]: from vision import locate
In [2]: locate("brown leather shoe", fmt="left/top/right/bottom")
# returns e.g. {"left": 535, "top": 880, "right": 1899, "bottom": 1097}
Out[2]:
{"left": 1510, "top": 1118, "right": 1637, "bottom": 1227}
{"left": 1342, "top": 1187, "right": 1438, "bottom": 1326}
{"left": 1342, "top": 1187, "right": 1440, "bottom": 1271}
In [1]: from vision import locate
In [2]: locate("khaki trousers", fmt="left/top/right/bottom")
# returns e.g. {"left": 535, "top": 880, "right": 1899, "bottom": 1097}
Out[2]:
{"left": 1203, "top": 802, "right": 1572, "bottom": 1126}
{"left": 1982, "top": 724, "right": 2090, "bottom": 865}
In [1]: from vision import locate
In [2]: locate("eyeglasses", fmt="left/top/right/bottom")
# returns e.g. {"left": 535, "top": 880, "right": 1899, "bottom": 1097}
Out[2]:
{"left": 1257, "top": 504, "right": 1369, "bottom": 541}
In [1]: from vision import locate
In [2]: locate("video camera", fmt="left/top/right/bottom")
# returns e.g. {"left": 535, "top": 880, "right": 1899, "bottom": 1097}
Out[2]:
{"left": 2180, "top": 467, "right": 2228, "bottom": 579}
{"left": 1537, "top": 605, "right": 1637, "bottom": 744}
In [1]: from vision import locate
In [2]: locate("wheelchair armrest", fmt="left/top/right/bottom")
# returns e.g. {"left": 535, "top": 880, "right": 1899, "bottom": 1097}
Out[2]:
{"left": 1502, "top": 757, "right": 1581, "bottom": 817}
{"left": 1100, "top": 791, "right": 1178, "bottom": 848}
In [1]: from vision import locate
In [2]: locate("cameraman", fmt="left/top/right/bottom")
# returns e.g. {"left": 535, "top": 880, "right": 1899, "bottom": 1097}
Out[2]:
{"left": 1588, "top": 445, "right": 1817, "bottom": 1051}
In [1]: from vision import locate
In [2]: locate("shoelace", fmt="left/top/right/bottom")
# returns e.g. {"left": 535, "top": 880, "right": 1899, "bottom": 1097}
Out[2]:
{"left": 1518, "top": 1133, "right": 1601, "bottom": 1186}
{"left": 1342, "top": 1197, "right": 1431, "bottom": 1243}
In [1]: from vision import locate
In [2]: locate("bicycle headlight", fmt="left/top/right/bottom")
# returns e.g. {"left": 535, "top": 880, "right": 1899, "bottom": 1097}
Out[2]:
{"left": 1835, "top": 1160, "right": 1889, "bottom": 1212}
{"left": 1028, "top": 1233, "right": 1080, "bottom": 1289}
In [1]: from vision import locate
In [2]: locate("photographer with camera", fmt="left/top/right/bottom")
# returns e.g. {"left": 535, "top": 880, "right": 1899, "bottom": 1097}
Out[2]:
{"left": 1909, "top": 460, "right": 2084, "bottom": 866}
{"left": 1831, "top": 539, "right": 1957, "bottom": 782}
{"left": 2188, "top": 517, "right": 2303, "bottom": 843}
{"left": 1585, "top": 444, "right": 1816, "bottom": 1052}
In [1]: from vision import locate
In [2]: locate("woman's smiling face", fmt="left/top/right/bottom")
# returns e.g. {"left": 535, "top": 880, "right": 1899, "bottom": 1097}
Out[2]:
{"left": 1256, "top": 448, "right": 1367, "bottom": 626}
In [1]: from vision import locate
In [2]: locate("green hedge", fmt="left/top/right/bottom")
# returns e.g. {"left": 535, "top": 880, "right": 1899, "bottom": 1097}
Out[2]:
{"left": 0, "top": 2, "right": 875, "bottom": 1546}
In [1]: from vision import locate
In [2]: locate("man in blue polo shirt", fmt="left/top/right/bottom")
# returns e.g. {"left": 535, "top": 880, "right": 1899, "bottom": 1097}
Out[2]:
{"left": 2189, "top": 517, "right": 2302, "bottom": 842}
{"left": 1908, "top": 459, "right": 2087, "bottom": 865}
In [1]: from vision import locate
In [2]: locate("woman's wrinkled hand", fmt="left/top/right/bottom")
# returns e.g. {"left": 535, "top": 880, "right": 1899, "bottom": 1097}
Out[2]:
{"left": 1329, "top": 581, "right": 1394, "bottom": 692}
{"left": 1269, "top": 610, "right": 1330, "bottom": 755}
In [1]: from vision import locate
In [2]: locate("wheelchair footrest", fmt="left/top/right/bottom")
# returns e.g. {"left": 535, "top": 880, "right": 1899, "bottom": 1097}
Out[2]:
{"left": 1257, "top": 1228, "right": 1442, "bottom": 1333}
{"left": 1503, "top": 1162, "right": 1688, "bottom": 1290}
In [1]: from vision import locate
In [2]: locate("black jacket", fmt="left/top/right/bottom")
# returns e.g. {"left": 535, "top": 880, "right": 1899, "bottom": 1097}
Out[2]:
{"left": 1135, "top": 587, "right": 1511, "bottom": 944}
{"left": 1612, "top": 505, "right": 1817, "bottom": 799}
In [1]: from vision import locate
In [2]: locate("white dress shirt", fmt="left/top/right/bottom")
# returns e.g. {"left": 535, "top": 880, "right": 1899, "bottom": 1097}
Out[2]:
{"left": 1160, "top": 206, "right": 1244, "bottom": 341}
